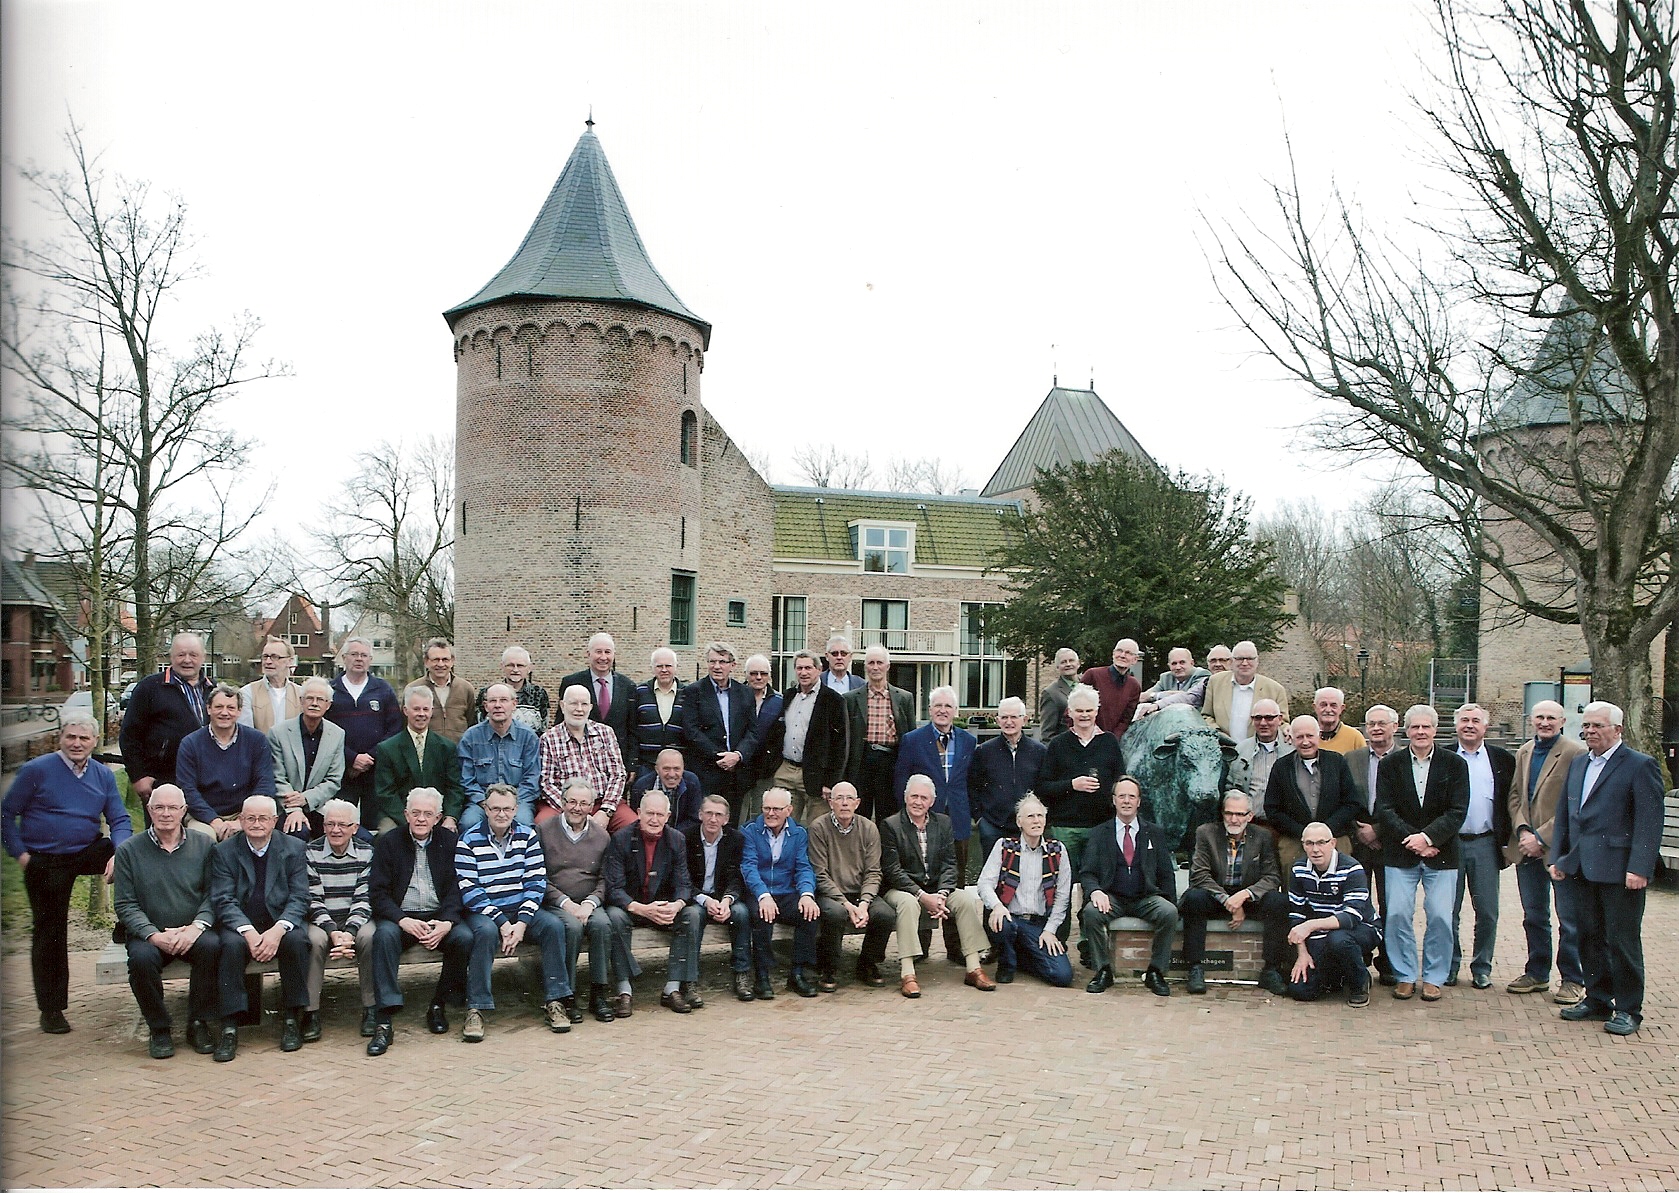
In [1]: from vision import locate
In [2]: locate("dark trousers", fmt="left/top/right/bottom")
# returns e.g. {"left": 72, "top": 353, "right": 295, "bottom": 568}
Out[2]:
{"left": 1514, "top": 856, "right": 1582, "bottom": 985}
{"left": 1288, "top": 925, "right": 1379, "bottom": 1000}
{"left": 1450, "top": 834, "right": 1501, "bottom": 982}
{"left": 1571, "top": 877, "right": 1647, "bottom": 1021}
{"left": 750, "top": 893, "right": 819, "bottom": 975}
{"left": 216, "top": 925, "right": 312, "bottom": 1017}
{"left": 368, "top": 919, "right": 472, "bottom": 1011}
{"left": 815, "top": 894, "right": 897, "bottom": 972}
{"left": 554, "top": 902, "right": 616, "bottom": 988}
{"left": 1178, "top": 887, "right": 1290, "bottom": 970}
{"left": 22, "top": 839, "right": 115, "bottom": 1012}
{"left": 859, "top": 746, "right": 898, "bottom": 822}
{"left": 986, "top": 912, "right": 1074, "bottom": 987}
{"left": 126, "top": 932, "right": 223, "bottom": 1031}
{"left": 1352, "top": 839, "right": 1392, "bottom": 976}
{"left": 698, "top": 898, "right": 754, "bottom": 973}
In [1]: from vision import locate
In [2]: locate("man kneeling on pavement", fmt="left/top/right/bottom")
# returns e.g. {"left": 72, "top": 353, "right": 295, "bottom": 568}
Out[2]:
{"left": 976, "top": 794, "right": 1072, "bottom": 987}
{"left": 1287, "top": 821, "right": 1382, "bottom": 1007}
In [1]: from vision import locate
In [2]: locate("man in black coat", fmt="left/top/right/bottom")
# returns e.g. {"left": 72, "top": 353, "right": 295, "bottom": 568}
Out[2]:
{"left": 760, "top": 651, "right": 848, "bottom": 827}
{"left": 119, "top": 632, "right": 214, "bottom": 801}
{"left": 1449, "top": 704, "right": 1516, "bottom": 989}
{"left": 1264, "top": 716, "right": 1362, "bottom": 873}
{"left": 1079, "top": 776, "right": 1178, "bottom": 998}
{"left": 603, "top": 790, "right": 702, "bottom": 1015}
{"left": 969, "top": 696, "right": 1047, "bottom": 867}
{"left": 686, "top": 793, "right": 753, "bottom": 1000}
{"left": 682, "top": 643, "right": 758, "bottom": 820}
{"left": 560, "top": 632, "right": 639, "bottom": 777}
{"left": 364, "top": 788, "right": 471, "bottom": 1056}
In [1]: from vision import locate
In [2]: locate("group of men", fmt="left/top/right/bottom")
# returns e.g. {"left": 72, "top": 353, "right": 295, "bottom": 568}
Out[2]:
{"left": 3, "top": 631, "right": 1665, "bottom": 1059}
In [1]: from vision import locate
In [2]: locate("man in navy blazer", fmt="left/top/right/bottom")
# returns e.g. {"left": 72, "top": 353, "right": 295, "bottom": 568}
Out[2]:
{"left": 682, "top": 642, "right": 759, "bottom": 821}
{"left": 1264, "top": 716, "right": 1361, "bottom": 872}
{"left": 1079, "top": 776, "right": 1178, "bottom": 997}
{"left": 209, "top": 796, "right": 315, "bottom": 1060}
{"left": 1549, "top": 701, "right": 1665, "bottom": 1036}
{"left": 893, "top": 686, "right": 979, "bottom": 880}
{"left": 969, "top": 696, "right": 1047, "bottom": 865}
{"left": 560, "top": 633, "right": 640, "bottom": 776}
{"left": 603, "top": 790, "right": 702, "bottom": 1015}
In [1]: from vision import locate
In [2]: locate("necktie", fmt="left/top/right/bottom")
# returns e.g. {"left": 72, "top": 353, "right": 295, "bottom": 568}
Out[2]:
{"left": 1122, "top": 823, "right": 1135, "bottom": 865}
{"left": 596, "top": 676, "right": 610, "bottom": 718}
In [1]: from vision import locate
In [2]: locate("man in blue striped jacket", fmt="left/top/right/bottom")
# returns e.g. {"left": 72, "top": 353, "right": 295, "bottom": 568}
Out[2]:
{"left": 455, "top": 784, "right": 574, "bottom": 1041}
{"left": 1286, "top": 821, "right": 1382, "bottom": 1008}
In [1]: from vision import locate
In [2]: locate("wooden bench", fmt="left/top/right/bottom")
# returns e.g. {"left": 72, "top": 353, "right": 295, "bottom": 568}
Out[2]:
{"left": 1660, "top": 789, "right": 1679, "bottom": 877}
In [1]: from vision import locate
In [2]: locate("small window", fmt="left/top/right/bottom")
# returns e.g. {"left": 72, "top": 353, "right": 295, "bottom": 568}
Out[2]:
{"left": 852, "top": 523, "right": 913, "bottom": 573}
{"left": 288, "top": 634, "right": 310, "bottom": 647}
{"left": 680, "top": 410, "right": 699, "bottom": 467}
{"left": 726, "top": 599, "right": 747, "bottom": 628}
{"left": 670, "top": 572, "right": 696, "bottom": 645}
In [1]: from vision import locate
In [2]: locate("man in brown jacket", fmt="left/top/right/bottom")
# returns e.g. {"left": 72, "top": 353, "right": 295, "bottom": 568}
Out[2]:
{"left": 1179, "top": 790, "right": 1290, "bottom": 995}
{"left": 807, "top": 782, "right": 896, "bottom": 991}
{"left": 1504, "top": 700, "right": 1588, "bottom": 1004}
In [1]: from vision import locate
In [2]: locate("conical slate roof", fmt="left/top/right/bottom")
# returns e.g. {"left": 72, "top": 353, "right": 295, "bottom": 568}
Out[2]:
{"left": 981, "top": 386, "right": 1157, "bottom": 497}
{"left": 1484, "top": 311, "right": 1639, "bottom": 432}
{"left": 444, "top": 124, "right": 709, "bottom": 345}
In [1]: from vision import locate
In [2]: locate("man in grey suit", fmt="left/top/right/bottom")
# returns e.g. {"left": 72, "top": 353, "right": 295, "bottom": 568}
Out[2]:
{"left": 209, "top": 796, "right": 317, "bottom": 1061}
{"left": 1505, "top": 700, "right": 1587, "bottom": 1002}
{"left": 271, "top": 678, "right": 347, "bottom": 841}
{"left": 843, "top": 645, "right": 917, "bottom": 822}
{"left": 1346, "top": 704, "right": 1399, "bottom": 984}
{"left": 1549, "top": 701, "right": 1665, "bottom": 1036}
{"left": 1036, "top": 648, "right": 1080, "bottom": 742}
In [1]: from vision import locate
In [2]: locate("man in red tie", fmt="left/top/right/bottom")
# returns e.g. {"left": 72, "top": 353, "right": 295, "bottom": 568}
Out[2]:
{"left": 1078, "top": 776, "right": 1178, "bottom": 998}
{"left": 561, "top": 633, "right": 637, "bottom": 781}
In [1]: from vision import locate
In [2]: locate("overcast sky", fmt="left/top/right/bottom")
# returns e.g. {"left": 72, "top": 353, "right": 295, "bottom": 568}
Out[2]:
{"left": 2, "top": 1, "right": 1446, "bottom": 580}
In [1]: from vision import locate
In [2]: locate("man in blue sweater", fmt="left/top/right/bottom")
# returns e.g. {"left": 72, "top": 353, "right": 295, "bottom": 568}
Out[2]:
{"left": 1287, "top": 821, "right": 1382, "bottom": 1008}
{"left": 454, "top": 785, "right": 573, "bottom": 1042}
{"left": 740, "top": 787, "right": 821, "bottom": 999}
{"left": 176, "top": 686, "right": 276, "bottom": 840}
{"left": 3, "top": 714, "right": 133, "bottom": 1033}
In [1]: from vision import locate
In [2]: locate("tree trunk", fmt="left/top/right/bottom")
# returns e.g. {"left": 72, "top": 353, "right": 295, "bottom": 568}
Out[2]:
{"left": 1580, "top": 636, "right": 1656, "bottom": 757}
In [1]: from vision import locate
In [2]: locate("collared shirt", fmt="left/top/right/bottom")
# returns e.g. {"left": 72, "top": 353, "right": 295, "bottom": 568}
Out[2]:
{"left": 1295, "top": 753, "right": 1321, "bottom": 816}
{"left": 1248, "top": 740, "right": 1280, "bottom": 800}
{"left": 1410, "top": 748, "right": 1434, "bottom": 802}
{"left": 699, "top": 831, "right": 722, "bottom": 898}
{"left": 1456, "top": 744, "right": 1496, "bottom": 834}
{"left": 57, "top": 750, "right": 91, "bottom": 780}
{"left": 936, "top": 730, "right": 954, "bottom": 782}
{"left": 866, "top": 686, "right": 896, "bottom": 746}
{"left": 400, "top": 834, "right": 440, "bottom": 915}
{"left": 766, "top": 825, "right": 786, "bottom": 865}
{"left": 168, "top": 668, "right": 207, "bottom": 727}
{"left": 782, "top": 686, "right": 818, "bottom": 763}
{"left": 911, "top": 818, "right": 929, "bottom": 868}
{"left": 560, "top": 817, "right": 588, "bottom": 844}
{"left": 824, "top": 670, "right": 853, "bottom": 695}
{"left": 654, "top": 685, "right": 677, "bottom": 725}
{"left": 409, "top": 728, "right": 428, "bottom": 759}
{"left": 210, "top": 726, "right": 241, "bottom": 753}
{"left": 1116, "top": 817, "right": 1138, "bottom": 853}
{"left": 300, "top": 718, "right": 324, "bottom": 780}
{"left": 1364, "top": 748, "right": 1391, "bottom": 813}
{"left": 713, "top": 682, "right": 733, "bottom": 747}
{"left": 147, "top": 826, "right": 186, "bottom": 854}
{"left": 976, "top": 835, "right": 1070, "bottom": 934}
{"left": 1582, "top": 740, "right": 1622, "bottom": 804}
{"left": 538, "top": 721, "right": 626, "bottom": 814}
{"left": 1229, "top": 682, "right": 1256, "bottom": 741}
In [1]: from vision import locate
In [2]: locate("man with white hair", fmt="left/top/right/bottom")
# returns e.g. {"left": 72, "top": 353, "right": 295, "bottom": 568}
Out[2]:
{"left": 602, "top": 789, "right": 703, "bottom": 1015}
{"left": 1180, "top": 789, "right": 1289, "bottom": 996}
{"left": 240, "top": 637, "right": 302, "bottom": 733}
{"left": 121, "top": 632, "right": 216, "bottom": 801}
{"left": 822, "top": 635, "right": 865, "bottom": 695}
{"left": 477, "top": 644, "right": 550, "bottom": 733}
{"left": 1549, "top": 701, "right": 1665, "bottom": 1036}
{"left": 632, "top": 647, "right": 686, "bottom": 777}
{"left": 304, "top": 798, "right": 377, "bottom": 1038}
{"left": 1313, "top": 687, "right": 1365, "bottom": 753}
{"left": 209, "top": 795, "right": 315, "bottom": 1061}
{"left": 807, "top": 782, "right": 895, "bottom": 991}
{"left": 539, "top": 685, "right": 629, "bottom": 830}
{"left": 1374, "top": 705, "right": 1469, "bottom": 1002}
{"left": 1135, "top": 647, "right": 1211, "bottom": 719}
{"left": 270, "top": 677, "right": 347, "bottom": 840}
{"left": 976, "top": 795, "right": 1072, "bottom": 988}
{"left": 737, "top": 654, "right": 785, "bottom": 823}
{"left": 1080, "top": 638, "right": 1142, "bottom": 734}
{"left": 409, "top": 638, "right": 478, "bottom": 744}
{"left": 327, "top": 634, "right": 404, "bottom": 830}
{"left": 1346, "top": 704, "right": 1400, "bottom": 984}
{"left": 456, "top": 682, "right": 542, "bottom": 830}
{"left": 741, "top": 787, "right": 823, "bottom": 998}
{"left": 1036, "top": 648, "right": 1080, "bottom": 742}
{"left": 1203, "top": 641, "right": 1288, "bottom": 743}
{"left": 1449, "top": 703, "right": 1514, "bottom": 990}
{"left": 4, "top": 714, "right": 133, "bottom": 1034}
{"left": 560, "top": 632, "right": 638, "bottom": 777}
{"left": 373, "top": 685, "right": 465, "bottom": 831}
{"left": 969, "top": 696, "right": 1047, "bottom": 867}
{"left": 1204, "top": 645, "right": 1233, "bottom": 674}
{"left": 1504, "top": 700, "right": 1587, "bottom": 1002}
{"left": 879, "top": 774, "right": 994, "bottom": 996}
{"left": 892, "top": 685, "right": 978, "bottom": 883}
{"left": 537, "top": 777, "right": 618, "bottom": 1023}
{"left": 842, "top": 644, "right": 917, "bottom": 821}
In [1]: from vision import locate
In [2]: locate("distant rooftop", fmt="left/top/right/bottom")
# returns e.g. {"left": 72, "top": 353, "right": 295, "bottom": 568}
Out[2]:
{"left": 1484, "top": 311, "right": 1641, "bottom": 432}
{"left": 772, "top": 486, "right": 1023, "bottom": 569}
{"left": 981, "top": 386, "right": 1157, "bottom": 498}
{"left": 444, "top": 122, "right": 709, "bottom": 345}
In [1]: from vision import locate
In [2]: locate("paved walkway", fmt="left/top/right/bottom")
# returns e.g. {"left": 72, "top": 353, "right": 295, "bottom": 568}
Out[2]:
{"left": 3, "top": 869, "right": 1676, "bottom": 1189}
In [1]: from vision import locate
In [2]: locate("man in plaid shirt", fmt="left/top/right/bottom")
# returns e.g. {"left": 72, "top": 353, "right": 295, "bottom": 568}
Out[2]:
{"left": 539, "top": 686, "right": 628, "bottom": 830}
{"left": 304, "top": 798, "right": 375, "bottom": 1039}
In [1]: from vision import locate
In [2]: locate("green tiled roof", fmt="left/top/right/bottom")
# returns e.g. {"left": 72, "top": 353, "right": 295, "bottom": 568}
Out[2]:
{"left": 772, "top": 487, "right": 1024, "bottom": 568}
{"left": 981, "top": 386, "right": 1156, "bottom": 497}
{"left": 443, "top": 124, "right": 709, "bottom": 345}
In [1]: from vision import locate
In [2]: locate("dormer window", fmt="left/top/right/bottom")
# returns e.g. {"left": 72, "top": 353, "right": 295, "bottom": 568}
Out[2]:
{"left": 850, "top": 522, "right": 914, "bottom": 573}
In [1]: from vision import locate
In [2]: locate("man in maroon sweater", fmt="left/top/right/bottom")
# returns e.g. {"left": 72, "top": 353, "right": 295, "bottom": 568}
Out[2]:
{"left": 1081, "top": 639, "right": 1141, "bottom": 735}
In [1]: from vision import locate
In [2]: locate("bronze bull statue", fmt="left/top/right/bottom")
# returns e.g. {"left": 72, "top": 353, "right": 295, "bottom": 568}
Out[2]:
{"left": 1119, "top": 706, "right": 1237, "bottom": 854}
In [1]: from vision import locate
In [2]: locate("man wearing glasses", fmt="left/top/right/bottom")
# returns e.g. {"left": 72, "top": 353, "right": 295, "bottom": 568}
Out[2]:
{"left": 822, "top": 635, "right": 865, "bottom": 695}
{"left": 241, "top": 638, "right": 303, "bottom": 734}
{"left": 1179, "top": 790, "right": 1289, "bottom": 995}
{"left": 1286, "top": 821, "right": 1381, "bottom": 1007}
{"left": 1228, "top": 699, "right": 1292, "bottom": 811}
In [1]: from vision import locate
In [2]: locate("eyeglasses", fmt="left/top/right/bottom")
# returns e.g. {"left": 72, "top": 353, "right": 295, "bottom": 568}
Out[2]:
{"left": 827, "top": 650, "right": 849, "bottom": 657}
{"left": 1252, "top": 714, "right": 1282, "bottom": 721}
{"left": 746, "top": 670, "right": 769, "bottom": 677}
{"left": 1302, "top": 838, "right": 1334, "bottom": 847}
{"left": 261, "top": 652, "right": 290, "bottom": 661}
{"left": 408, "top": 810, "right": 439, "bottom": 820}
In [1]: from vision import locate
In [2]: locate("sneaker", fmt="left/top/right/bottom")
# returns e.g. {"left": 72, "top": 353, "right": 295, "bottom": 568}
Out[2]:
{"left": 461, "top": 1009, "right": 485, "bottom": 1043}
{"left": 1347, "top": 989, "right": 1370, "bottom": 1008}
{"left": 1554, "top": 981, "right": 1586, "bottom": 1006}
{"left": 1506, "top": 974, "right": 1549, "bottom": 995}
{"left": 544, "top": 1000, "right": 571, "bottom": 1033}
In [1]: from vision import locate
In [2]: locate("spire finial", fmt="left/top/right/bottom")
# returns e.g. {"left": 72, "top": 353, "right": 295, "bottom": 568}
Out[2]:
{"left": 585, "top": 107, "right": 595, "bottom": 131}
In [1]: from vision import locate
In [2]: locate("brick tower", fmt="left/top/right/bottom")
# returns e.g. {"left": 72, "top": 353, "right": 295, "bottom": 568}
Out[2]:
{"left": 445, "top": 121, "right": 766, "bottom": 687}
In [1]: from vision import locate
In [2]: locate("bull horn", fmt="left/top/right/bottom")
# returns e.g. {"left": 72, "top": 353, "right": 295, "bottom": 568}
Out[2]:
{"left": 1216, "top": 732, "right": 1237, "bottom": 748}
{"left": 1160, "top": 733, "right": 1182, "bottom": 747}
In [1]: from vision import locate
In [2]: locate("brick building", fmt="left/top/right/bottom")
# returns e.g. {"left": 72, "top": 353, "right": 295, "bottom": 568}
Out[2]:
{"left": 257, "top": 593, "right": 337, "bottom": 678}
{"left": 1, "top": 557, "right": 77, "bottom": 702}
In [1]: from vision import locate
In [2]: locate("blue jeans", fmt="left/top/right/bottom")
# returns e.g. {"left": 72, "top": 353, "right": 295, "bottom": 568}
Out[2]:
{"left": 987, "top": 912, "right": 1074, "bottom": 987}
{"left": 699, "top": 897, "right": 754, "bottom": 973}
{"left": 464, "top": 907, "right": 571, "bottom": 1009}
{"left": 1385, "top": 864, "right": 1456, "bottom": 985}
{"left": 1449, "top": 835, "right": 1501, "bottom": 982}
{"left": 1514, "top": 856, "right": 1582, "bottom": 985}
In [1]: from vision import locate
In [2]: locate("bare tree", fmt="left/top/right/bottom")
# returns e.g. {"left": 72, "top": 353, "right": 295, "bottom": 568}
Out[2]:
{"left": 1211, "top": 0, "right": 1678, "bottom": 745}
{"left": 2, "top": 123, "right": 281, "bottom": 673}
{"left": 313, "top": 436, "right": 454, "bottom": 674}
{"left": 791, "top": 443, "right": 874, "bottom": 489}
{"left": 880, "top": 456, "right": 971, "bottom": 494}
{"left": 739, "top": 442, "right": 776, "bottom": 483}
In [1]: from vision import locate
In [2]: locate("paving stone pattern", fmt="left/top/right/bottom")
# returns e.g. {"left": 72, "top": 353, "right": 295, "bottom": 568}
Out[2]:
{"left": 3, "top": 869, "right": 1676, "bottom": 1189}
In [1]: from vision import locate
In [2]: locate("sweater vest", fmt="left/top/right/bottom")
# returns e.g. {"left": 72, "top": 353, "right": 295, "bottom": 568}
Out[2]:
{"left": 996, "top": 837, "right": 1062, "bottom": 907}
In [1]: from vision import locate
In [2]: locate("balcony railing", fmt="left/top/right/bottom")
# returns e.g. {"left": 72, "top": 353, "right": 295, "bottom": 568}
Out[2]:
{"left": 854, "top": 627, "right": 958, "bottom": 656}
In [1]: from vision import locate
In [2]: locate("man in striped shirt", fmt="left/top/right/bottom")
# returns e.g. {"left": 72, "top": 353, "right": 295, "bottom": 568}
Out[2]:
{"left": 1286, "top": 821, "right": 1381, "bottom": 1008}
{"left": 455, "top": 785, "right": 574, "bottom": 1041}
{"left": 305, "top": 799, "right": 376, "bottom": 1039}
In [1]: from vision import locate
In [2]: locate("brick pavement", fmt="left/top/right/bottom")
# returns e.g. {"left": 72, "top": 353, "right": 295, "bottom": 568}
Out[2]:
{"left": 3, "top": 868, "right": 1676, "bottom": 1189}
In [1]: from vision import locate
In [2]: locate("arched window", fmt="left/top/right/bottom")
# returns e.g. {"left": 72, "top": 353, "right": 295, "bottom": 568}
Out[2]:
{"left": 680, "top": 409, "right": 698, "bottom": 466}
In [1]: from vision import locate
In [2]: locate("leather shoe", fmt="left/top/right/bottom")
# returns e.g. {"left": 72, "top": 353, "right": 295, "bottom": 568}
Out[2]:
{"left": 681, "top": 982, "right": 704, "bottom": 1010}
{"left": 39, "top": 1010, "right": 70, "bottom": 1035}
{"left": 300, "top": 1010, "right": 322, "bottom": 1043}
{"left": 1560, "top": 1001, "right": 1612, "bottom": 1022}
{"left": 148, "top": 1031, "right": 174, "bottom": 1060}
{"left": 366, "top": 1023, "right": 393, "bottom": 1057}
{"left": 1392, "top": 982, "right": 1416, "bottom": 1000}
{"left": 996, "top": 966, "right": 1016, "bottom": 984}
{"left": 590, "top": 987, "right": 616, "bottom": 1022}
{"left": 280, "top": 1015, "right": 303, "bottom": 1053}
{"left": 1604, "top": 1011, "right": 1639, "bottom": 1036}
{"left": 1143, "top": 967, "right": 1171, "bottom": 997}
{"left": 1420, "top": 983, "right": 1443, "bottom": 1001}
{"left": 360, "top": 1008, "right": 379, "bottom": 1038}
{"left": 817, "top": 971, "right": 839, "bottom": 993}
{"left": 734, "top": 972, "right": 756, "bottom": 1001}
{"left": 899, "top": 975, "right": 921, "bottom": 998}
{"left": 856, "top": 959, "right": 886, "bottom": 987}
{"left": 613, "top": 992, "right": 634, "bottom": 1018}
{"left": 1186, "top": 965, "right": 1207, "bottom": 995}
{"left": 1471, "top": 975, "right": 1492, "bottom": 990}
{"left": 425, "top": 1003, "right": 448, "bottom": 1034}
{"left": 1377, "top": 971, "right": 1399, "bottom": 987}
{"left": 1086, "top": 966, "right": 1114, "bottom": 994}
{"left": 189, "top": 1019, "right": 216, "bottom": 1054}
{"left": 1347, "top": 989, "right": 1370, "bottom": 1008}
{"left": 788, "top": 969, "right": 818, "bottom": 998}
{"left": 1258, "top": 968, "right": 1288, "bottom": 996}
{"left": 659, "top": 989, "right": 692, "bottom": 1014}
{"left": 753, "top": 974, "right": 776, "bottom": 1001}
{"left": 1443, "top": 973, "right": 1459, "bottom": 987}
{"left": 560, "top": 996, "right": 585, "bottom": 1024}
{"left": 213, "top": 1028, "right": 238, "bottom": 1063}
{"left": 964, "top": 968, "right": 996, "bottom": 992}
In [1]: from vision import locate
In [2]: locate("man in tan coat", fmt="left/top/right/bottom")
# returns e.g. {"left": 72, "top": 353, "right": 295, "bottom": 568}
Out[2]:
{"left": 409, "top": 639, "right": 478, "bottom": 744}
{"left": 1202, "top": 641, "right": 1288, "bottom": 743}
{"left": 1504, "top": 700, "right": 1588, "bottom": 1004}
